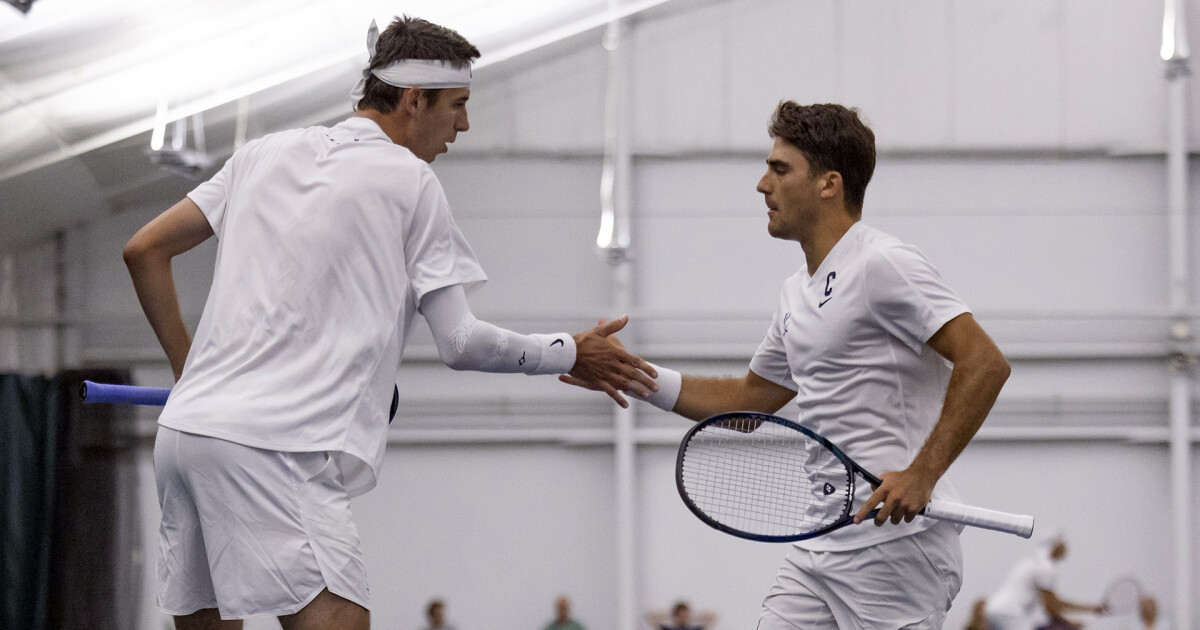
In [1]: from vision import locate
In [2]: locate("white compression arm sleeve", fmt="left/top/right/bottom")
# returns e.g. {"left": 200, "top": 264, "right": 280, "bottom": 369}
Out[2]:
{"left": 419, "top": 284, "right": 576, "bottom": 375}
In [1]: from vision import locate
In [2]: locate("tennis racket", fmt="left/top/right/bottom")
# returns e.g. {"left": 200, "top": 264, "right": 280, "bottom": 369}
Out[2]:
{"left": 81, "top": 380, "right": 402, "bottom": 423}
{"left": 675, "top": 411, "right": 1035, "bottom": 542}
{"left": 1098, "top": 575, "right": 1143, "bottom": 618}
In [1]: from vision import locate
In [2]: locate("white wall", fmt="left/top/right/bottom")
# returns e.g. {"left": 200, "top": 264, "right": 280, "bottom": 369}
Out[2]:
{"left": 4, "top": 0, "right": 1198, "bottom": 628}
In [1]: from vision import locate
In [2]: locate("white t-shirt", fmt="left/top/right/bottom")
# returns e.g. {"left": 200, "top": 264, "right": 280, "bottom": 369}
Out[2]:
{"left": 749, "top": 222, "right": 970, "bottom": 552}
{"left": 158, "top": 116, "right": 486, "bottom": 497}
{"left": 985, "top": 550, "right": 1058, "bottom": 621}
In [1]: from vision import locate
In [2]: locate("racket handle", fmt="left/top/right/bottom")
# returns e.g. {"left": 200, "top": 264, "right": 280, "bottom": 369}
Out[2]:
{"left": 80, "top": 381, "right": 403, "bottom": 422}
{"left": 923, "top": 499, "right": 1035, "bottom": 539}
{"left": 81, "top": 381, "right": 171, "bottom": 406}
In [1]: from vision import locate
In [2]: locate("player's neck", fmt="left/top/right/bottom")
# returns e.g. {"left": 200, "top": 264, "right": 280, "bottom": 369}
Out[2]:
{"left": 801, "top": 210, "right": 858, "bottom": 276}
{"left": 353, "top": 109, "right": 414, "bottom": 148}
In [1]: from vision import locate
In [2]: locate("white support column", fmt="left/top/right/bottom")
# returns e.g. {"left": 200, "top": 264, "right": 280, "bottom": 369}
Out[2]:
{"left": 599, "top": 5, "right": 638, "bottom": 630}
{"left": 1162, "top": 1, "right": 1193, "bottom": 627}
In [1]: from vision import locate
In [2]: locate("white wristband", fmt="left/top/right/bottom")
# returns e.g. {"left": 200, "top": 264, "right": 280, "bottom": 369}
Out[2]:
{"left": 639, "top": 364, "right": 681, "bottom": 412}
{"left": 529, "top": 333, "right": 576, "bottom": 375}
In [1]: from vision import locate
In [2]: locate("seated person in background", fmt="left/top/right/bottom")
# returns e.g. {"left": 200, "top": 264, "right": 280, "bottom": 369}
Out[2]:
{"left": 1138, "top": 596, "right": 1167, "bottom": 630}
{"left": 542, "top": 596, "right": 586, "bottom": 630}
{"left": 646, "top": 601, "right": 716, "bottom": 630}
{"left": 422, "top": 599, "right": 455, "bottom": 630}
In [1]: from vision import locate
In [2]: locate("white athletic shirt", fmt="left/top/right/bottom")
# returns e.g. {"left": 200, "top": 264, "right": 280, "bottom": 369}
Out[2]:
{"left": 158, "top": 116, "right": 486, "bottom": 497}
{"left": 749, "top": 222, "right": 970, "bottom": 552}
{"left": 985, "top": 550, "right": 1058, "bottom": 622}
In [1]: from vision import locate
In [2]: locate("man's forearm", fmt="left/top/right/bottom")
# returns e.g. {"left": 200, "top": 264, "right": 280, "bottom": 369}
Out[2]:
{"left": 125, "top": 253, "right": 191, "bottom": 380}
{"left": 672, "top": 372, "right": 794, "bottom": 421}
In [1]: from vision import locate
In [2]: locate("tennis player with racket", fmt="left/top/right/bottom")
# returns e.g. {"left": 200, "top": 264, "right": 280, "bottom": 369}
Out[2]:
{"left": 981, "top": 534, "right": 1106, "bottom": 630}
{"left": 566, "top": 102, "right": 1011, "bottom": 628}
{"left": 123, "top": 16, "right": 657, "bottom": 630}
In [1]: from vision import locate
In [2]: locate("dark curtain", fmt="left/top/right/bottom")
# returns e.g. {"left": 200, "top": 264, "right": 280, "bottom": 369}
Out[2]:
{"left": 1, "top": 369, "right": 142, "bottom": 630}
{"left": 1, "top": 373, "right": 60, "bottom": 630}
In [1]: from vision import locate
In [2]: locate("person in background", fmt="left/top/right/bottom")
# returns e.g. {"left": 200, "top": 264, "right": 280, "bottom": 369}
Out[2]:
{"left": 983, "top": 533, "right": 1104, "bottom": 630}
{"left": 1137, "top": 596, "right": 1166, "bottom": 630}
{"left": 645, "top": 601, "right": 716, "bottom": 630}
{"left": 422, "top": 599, "right": 456, "bottom": 630}
{"left": 541, "top": 596, "right": 585, "bottom": 630}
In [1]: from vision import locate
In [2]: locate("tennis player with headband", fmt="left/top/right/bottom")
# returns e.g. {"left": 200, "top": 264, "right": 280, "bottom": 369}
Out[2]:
{"left": 565, "top": 102, "right": 1011, "bottom": 628}
{"left": 123, "top": 16, "right": 658, "bottom": 630}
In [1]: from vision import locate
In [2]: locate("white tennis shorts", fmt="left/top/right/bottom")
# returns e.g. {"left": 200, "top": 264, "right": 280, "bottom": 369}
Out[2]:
{"left": 756, "top": 520, "right": 963, "bottom": 630}
{"left": 154, "top": 426, "right": 370, "bottom": 619}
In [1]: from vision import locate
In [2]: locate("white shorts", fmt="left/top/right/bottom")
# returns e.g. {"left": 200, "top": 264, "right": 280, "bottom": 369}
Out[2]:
{"left": 757, "top": 520, "right": 963, "bottom": 630}
{"left": 154, "top": 426, "right": 369, "bottom": 619}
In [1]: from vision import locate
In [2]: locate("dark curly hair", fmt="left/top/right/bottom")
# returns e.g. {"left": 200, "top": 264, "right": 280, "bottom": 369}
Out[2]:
{"left": 768, "top": 102, "right": 875, "bottom": 216}
{"left": 355, "top": 16, "right": 480, "bottom": 113}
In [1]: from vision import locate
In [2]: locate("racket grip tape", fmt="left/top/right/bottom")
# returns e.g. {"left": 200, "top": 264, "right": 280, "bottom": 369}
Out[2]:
{"left": 923, "top": 500, "right": 1035, "bottom": 539}
{"left": 80, "top": 381, "right": 171, "bottom": 406}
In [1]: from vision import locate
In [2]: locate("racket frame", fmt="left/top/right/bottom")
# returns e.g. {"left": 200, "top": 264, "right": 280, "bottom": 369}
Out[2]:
{"left": 1099, "top": 574, "right": 1144, "bottom": 617}
{"left": 675, "top": 411, "right": 870, "bottom": 543}
{"left": 676, "top": 410, "right": 1036, "bottom": 542}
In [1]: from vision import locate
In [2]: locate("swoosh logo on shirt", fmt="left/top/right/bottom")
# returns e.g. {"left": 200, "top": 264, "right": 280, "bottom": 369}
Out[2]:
{"left": 818, "top": 297, "right": 833, "bottom": 308}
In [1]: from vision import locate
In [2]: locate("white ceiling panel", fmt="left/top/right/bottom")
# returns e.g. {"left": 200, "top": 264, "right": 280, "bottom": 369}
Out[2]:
{"left": 0, "top": 0, "right": 681, "bottom": 251}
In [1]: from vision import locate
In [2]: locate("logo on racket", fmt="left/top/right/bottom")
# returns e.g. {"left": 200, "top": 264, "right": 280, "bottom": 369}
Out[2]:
{"left": 822, "top": 482, "right": 836, "bottom": 495}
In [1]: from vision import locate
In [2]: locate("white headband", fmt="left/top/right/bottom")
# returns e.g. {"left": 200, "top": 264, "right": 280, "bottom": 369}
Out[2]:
{"left": 349, "top": 19, "right": 473, "bottom": 103}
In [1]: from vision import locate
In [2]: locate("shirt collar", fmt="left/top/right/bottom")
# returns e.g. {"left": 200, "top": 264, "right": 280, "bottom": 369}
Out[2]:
{"left": 334, "top": 116, "right": 393, "bottom": 143}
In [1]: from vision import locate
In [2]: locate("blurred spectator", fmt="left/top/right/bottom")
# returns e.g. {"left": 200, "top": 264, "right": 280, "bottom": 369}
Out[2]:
{"left": 422, "top": 598, "right": 456, "bottom": 630}
{"left": 646, "top": 601, "right": 716, "bottom": 630}
{"left": 542, "top": 596, "right": 585, "bottom": 630}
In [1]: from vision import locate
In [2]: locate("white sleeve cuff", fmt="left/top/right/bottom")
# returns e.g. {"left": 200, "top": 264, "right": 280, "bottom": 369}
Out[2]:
{"left": 639, "top": 364, "right": 681, "bottom": 412}
{"left": 529, "top": 333, "right": 576, "bottom": 375}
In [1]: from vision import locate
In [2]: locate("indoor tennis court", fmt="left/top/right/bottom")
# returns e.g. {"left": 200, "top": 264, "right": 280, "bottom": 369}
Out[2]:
{"left": 1, "top": 1, "right": 1196, "bottom": 629}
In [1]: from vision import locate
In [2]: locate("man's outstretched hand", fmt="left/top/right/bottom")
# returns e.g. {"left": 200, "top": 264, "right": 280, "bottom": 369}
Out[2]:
{"left": 560, "top": 316, "right": 657, "bottom": 408}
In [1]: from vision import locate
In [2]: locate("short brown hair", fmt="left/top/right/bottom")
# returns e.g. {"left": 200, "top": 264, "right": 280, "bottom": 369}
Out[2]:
{"left": 768, "top": 102, "right": 875, "bottom": 215}
{"left": 355, "top": 16, "right": 480, "bottom": 113}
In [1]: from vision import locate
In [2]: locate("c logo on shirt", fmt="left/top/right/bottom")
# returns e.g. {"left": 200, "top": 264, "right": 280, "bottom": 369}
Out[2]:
{"left": 782, "top": 312, "right": 791, "bottom": 335}
{"left": 819, "top": 271, "right": 836, "bottom": 308}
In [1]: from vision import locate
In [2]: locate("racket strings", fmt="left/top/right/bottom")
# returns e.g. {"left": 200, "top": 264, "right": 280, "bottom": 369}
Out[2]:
{"left": 689, "top": 443, "right": 814, "bottom": 525}
{"left": 1102, "top": 579, "right": 1140, "bottom": 616}
{"left": 680, "top": 418, "right": 852, "bottom": 537}
{"left": 683, "top": 440, "right": 840, "bottom": 534}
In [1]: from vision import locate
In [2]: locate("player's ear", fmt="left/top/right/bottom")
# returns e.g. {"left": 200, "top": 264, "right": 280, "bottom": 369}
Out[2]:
{"left": 819, "top": 170, "right": 842, "bottom": 200}
{"left": 400, "top": 87, "right": 424, "bottom": 114}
